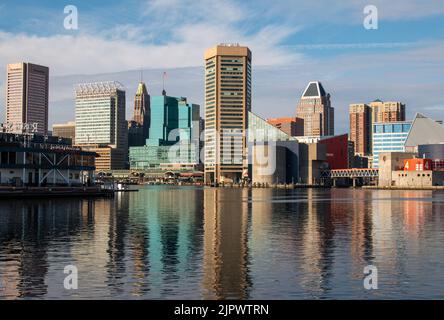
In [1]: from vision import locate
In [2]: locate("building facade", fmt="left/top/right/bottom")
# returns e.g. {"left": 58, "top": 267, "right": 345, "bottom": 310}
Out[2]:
{"left": 267, "top": 117, "right": 304, "bottom": 137}
{"left": 298, "top": 142, "right": 327, "bottom": 185}
{"left": 296, "top": 81, "right": 334, "bottom": 137}
{"left": 349, "top": 103, "right": 371, "bottom": 156}
{"left": 128, "top": 120, "right": 145, "bottom": 147}
{"left": 372, "top": 113, "right": 444, "bottom": 168}
{"left": 296, "top": 134, "right": 349, "bottom": 171}
{"left": 204, "top": 44, "right": 252, "bottom": 184}
{"left": 0, "top": 133, "right": 95, "bottom": 186}
{"left": 319, "top": 134, "right": 350, "bottom": 169}
{"left": 248, "top": 112, "right": 299, "bottom": 185}
{"left": 52, "top": 121, "right": 75, "bottom": 142}
{"left": 372, "top": 121, "right": 412, "bottom": 168}
{"left": 378, "top": 152, "right": 444, "bottom": 187}
{"left": 82, "top": 145, "right": 126, "bottom": 172}
{"left": 129, "top": 94, "right": 200, "bottom": 170}
{"left": 369, "top": 100, "right": 405, "bottom": 124}
{"left": 75, "top": 81, "right": 128, "bottom": 170}
{"left": 5, "top": 62, "right": 49, "bottom": 135}
{"left": 129, "top": 82, "right": 151, "bottom": 147}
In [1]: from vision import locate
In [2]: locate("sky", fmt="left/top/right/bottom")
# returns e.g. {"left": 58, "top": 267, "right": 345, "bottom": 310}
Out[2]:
{"left": 0, "top": 0, "right": 443, "bottom": 134}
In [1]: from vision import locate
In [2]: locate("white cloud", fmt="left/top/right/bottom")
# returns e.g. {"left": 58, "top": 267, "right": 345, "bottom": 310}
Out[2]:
{"left": 0, "top": 18, "right": 299, "bottom": 77}
{"left": 103, "top": 24, "right": 151, "bottom": 42}
{"left": 248, "top": 0, "right": 444, "bottom": 25}
{"left": 1, "top": 0, "right": 443, "bottom": 131}
{"left": 144, "top": 0, "right": 244, "bottom": 24}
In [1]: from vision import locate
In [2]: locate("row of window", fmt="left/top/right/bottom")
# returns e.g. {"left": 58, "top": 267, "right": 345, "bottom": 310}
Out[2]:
{"left": 374, "top": 123, "right": 412, "bottom": 133}
{"left": 398, "top": 173, "right": 431, "bottom": 177}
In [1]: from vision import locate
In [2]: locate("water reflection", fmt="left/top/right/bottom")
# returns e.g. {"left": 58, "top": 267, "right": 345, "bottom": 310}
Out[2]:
{"left": 0, "top": 187, "right": 444, "bottom": 299}
{"left": 202, "top": 188, "right": 250, "bottom": 299}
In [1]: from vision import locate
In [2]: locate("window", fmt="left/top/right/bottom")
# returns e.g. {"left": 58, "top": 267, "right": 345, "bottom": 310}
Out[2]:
{"left": 393, "top": 124, "right": 403, "bottom": 133}
{"left": 375, "top": 125, "right": 384, "bottom": 133}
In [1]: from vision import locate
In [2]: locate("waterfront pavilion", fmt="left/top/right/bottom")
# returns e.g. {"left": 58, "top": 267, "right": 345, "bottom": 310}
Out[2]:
{"left": 0, "top": 132, "right": 96, "bottom": 186}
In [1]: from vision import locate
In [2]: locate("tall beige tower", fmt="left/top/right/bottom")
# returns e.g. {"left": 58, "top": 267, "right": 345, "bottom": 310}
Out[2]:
{"left": 296, "top": 81, "right": 334, "bottom": 137}
{"left": 6, "top": 62, "right": 49, "bottom": 135}
{"left": 204, "top": 44, "right": 252, "bottom": 184}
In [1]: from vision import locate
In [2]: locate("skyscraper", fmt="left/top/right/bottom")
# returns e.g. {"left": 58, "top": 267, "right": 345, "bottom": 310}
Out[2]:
{"left": 147, "top": 94, "right": 199, "bottom": 147}
{"left": 296, "top": 81, "right": 334, "bottom": 137}
{"left": 351, "top": 99, "right": 406, "bottom": 165}
{"left": 349, "top": 104, "right": 371, "bottom": 156}
{"left": 128, "top": 82, "right": 150, "bottom": 147}
{"left": 133, "top": 81, "right": 150, "bottom": 139}
{"left": 372, "top": 121, "right": 412, "bottom": 168}
{"left": 75, "top": 81, "right": 127, "bottom": 170}
{"left": 5, "top": 62, "right": 49, "bottom": 135}
{"left": 369, "top": 99, "right": 405, "bottom": 124}
{"left": 129, "top": 94, "right": 200, "bottom": 170}
{"left": 204, "top": 44, "right": 252, "bottom": 184}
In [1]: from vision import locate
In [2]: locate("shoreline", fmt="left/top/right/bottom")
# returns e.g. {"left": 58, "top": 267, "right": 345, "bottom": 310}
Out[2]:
{"left": 141, "top": 183, "right": 444, "bottom": 191}
{"left": 363, "top": 185, "right": 444, "bottom": 191}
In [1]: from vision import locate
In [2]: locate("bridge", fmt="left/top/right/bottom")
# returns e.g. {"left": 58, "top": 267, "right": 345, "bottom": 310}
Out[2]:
{"left": 321, "top": 168, "right": 379, "bottom": 187}
{"left": 321, "top": 168, "right": 379, "bottom": 178}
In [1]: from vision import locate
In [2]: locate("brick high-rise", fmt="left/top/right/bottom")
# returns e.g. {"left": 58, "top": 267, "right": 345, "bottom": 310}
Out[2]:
{"left": 296, "top": 81, "right": 334, "bottom": 137}
{"left": 349, "top": 104, "right": 371, "bottom": 156}
{"left": 369, "top": 99, "right": 405, "bottom": 123}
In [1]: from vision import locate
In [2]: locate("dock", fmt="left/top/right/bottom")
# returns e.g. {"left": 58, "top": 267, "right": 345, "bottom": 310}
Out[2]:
{"left": 0, "top": 186, "right": 115, "bottom": 199}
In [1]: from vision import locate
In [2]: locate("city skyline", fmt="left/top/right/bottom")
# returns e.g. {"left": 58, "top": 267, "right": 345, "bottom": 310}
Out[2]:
{"left": 0, "top": 1, "right": 443, "bottom": 134}
{"left": 1, "top": 1, "right": 444, "bottom": 305}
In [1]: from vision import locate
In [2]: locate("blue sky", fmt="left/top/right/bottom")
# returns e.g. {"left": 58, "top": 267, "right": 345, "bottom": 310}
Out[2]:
{"left": 0, "top": 0, "right": 443, "bottom": 133}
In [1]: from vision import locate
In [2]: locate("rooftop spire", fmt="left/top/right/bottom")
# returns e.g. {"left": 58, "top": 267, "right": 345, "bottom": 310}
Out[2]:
{"left": 302, "top": 81, "right": 327, "bottom": 98}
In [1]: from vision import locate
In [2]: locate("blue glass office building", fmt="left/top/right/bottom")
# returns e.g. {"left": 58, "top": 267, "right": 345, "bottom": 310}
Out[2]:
{"left": 129, "top": 95, "right": 200, "bottom": 170}
{"left": 372, "top": 121, "right": 412, "bottom": 168}
{"left": 146, "top": 95, "right": 199, "bottom": 146}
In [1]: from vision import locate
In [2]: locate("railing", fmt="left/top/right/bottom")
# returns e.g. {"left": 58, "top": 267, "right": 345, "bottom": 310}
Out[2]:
{"left": 321, "top": 168, "right": 379, "bottom": 178}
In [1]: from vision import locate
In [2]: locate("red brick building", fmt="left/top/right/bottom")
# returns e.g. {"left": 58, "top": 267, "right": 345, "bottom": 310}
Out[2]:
{"left": 319, "top": 134, "right": 349, "bottom": 169}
